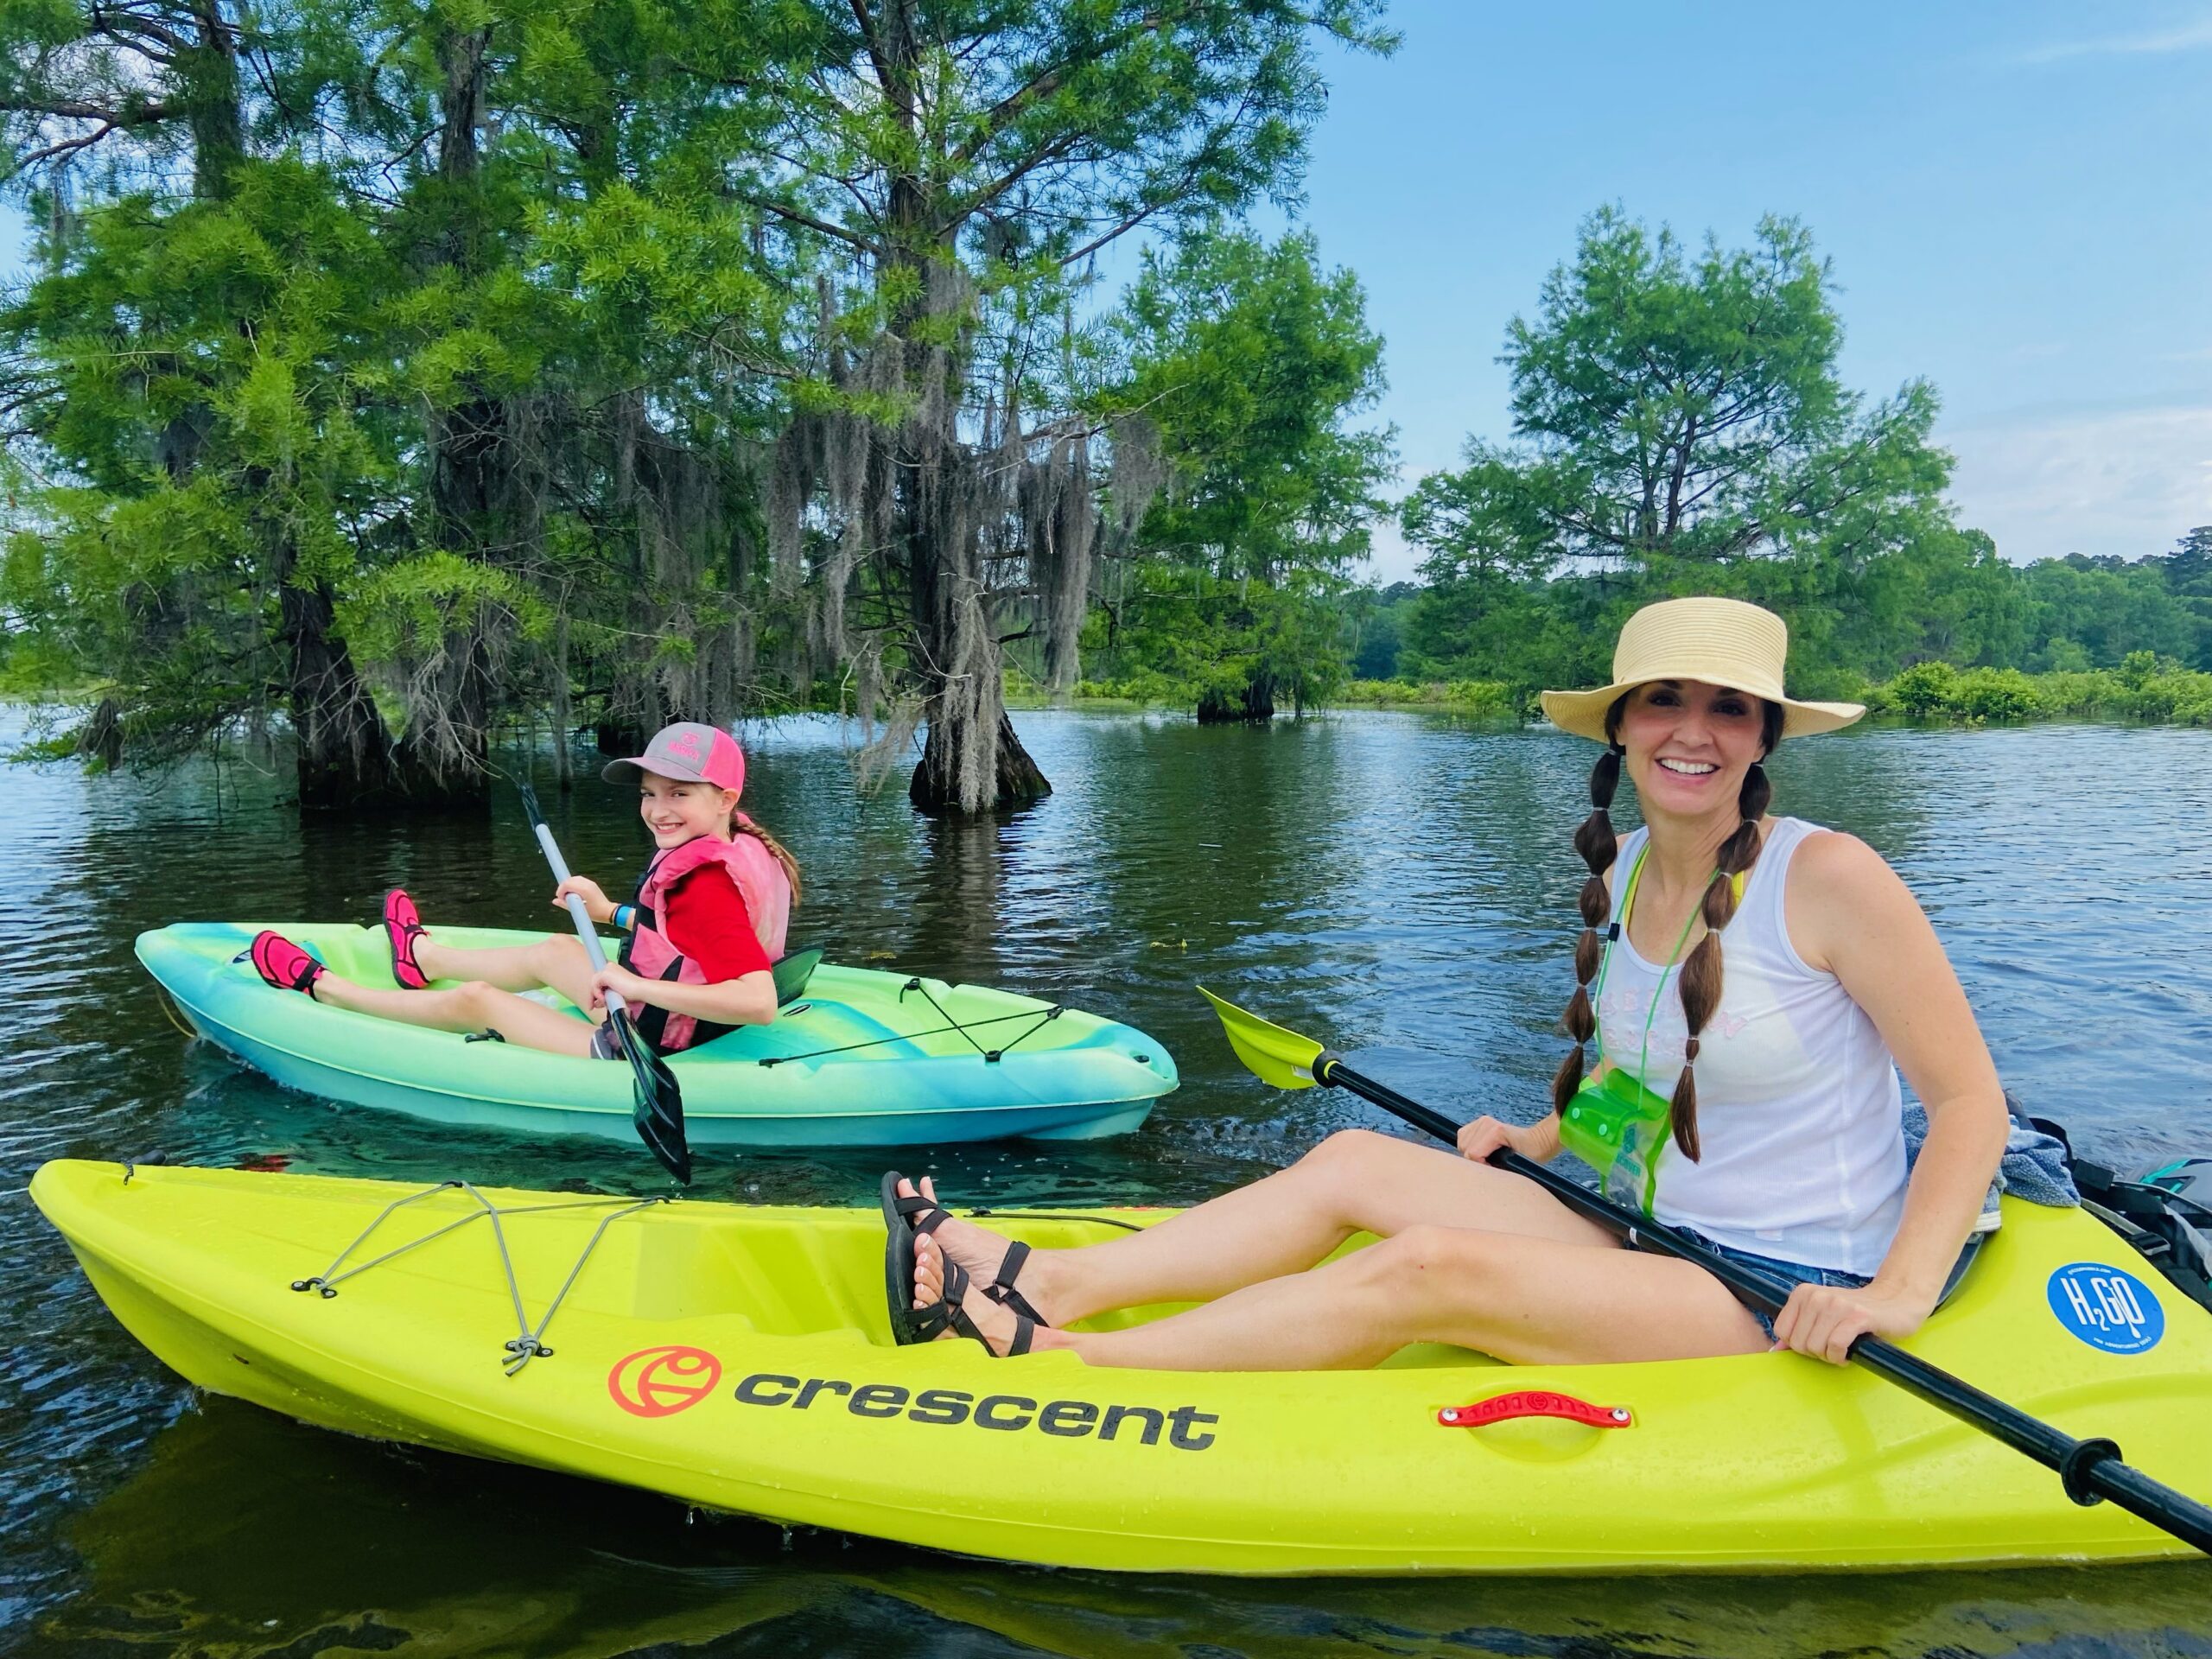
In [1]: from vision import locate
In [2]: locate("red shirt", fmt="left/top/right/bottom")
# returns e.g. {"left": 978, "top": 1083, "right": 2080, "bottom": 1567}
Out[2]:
{"left": 660, "top": 866, "right": 772, "bottom": 982}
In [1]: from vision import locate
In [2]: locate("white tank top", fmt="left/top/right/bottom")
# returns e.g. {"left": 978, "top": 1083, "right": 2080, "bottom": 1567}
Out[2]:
{"left": 1593, "top": 817, "right": 1907, "bottom": 1274}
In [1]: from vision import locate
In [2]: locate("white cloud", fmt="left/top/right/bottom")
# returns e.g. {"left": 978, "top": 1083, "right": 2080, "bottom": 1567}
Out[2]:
{"left": 2015, "top": 15, "right": 2212, "bottom": 63}
{"left": 1943, "top": 404, "right": 2212, "bottom": 563}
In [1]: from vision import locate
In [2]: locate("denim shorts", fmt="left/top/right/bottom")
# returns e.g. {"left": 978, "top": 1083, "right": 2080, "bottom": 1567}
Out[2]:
{"left": 1668, "top": 1228, "right": 1872, "bottom": 1343}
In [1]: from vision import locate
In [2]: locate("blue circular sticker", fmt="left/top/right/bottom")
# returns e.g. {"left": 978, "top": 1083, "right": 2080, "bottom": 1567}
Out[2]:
{"left": 2047, "top": 1262, "right": 2164, "bottom": 1354}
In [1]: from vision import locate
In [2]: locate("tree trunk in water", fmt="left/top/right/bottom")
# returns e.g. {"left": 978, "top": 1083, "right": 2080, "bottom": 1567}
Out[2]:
{"left": 283, "top": 577, "right": 403, "bottom": 810}
{"left": 596, "top": 709, "right": 668, "bottom": 758}
{"left": 911, "top": 705, "right": 1050, "bottom": 816}
{"left": 76, "top": 698, "right": 123, "bottom": 770}
{"left": 899, "top": 474, "right": 1052, "bottom": 815}
{"left": 1195, "top": 672, "right": 1276, "bottom": 724}
{"left": 395, "top": 384, "right": 500, "bottom": 804}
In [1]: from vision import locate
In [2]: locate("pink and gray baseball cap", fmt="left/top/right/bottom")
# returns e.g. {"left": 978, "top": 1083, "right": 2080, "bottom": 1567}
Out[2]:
{"left": 601, "top": 721, "right": 746, "bottom": 795}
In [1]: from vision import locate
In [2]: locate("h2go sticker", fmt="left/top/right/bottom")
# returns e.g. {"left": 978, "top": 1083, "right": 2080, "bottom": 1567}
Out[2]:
{"left": 2046, "top": 1263, "right": 2164, "bottom": 1355}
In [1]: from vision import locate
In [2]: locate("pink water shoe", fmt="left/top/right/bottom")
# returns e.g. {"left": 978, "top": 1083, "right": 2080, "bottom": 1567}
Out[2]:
{"left": 384, "top": 888, "right": 432, "bottom": 989}
{"left": 249, "top": 931, "right": 324, "bottom": 997}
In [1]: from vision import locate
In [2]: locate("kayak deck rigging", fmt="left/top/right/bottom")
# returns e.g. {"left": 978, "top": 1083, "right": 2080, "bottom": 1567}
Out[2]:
{"left": 289, "top": 1181, "right": 670, "bottom": 1375}
{"left": 753, "top": 978, "right": 1070, "bottom": 1067}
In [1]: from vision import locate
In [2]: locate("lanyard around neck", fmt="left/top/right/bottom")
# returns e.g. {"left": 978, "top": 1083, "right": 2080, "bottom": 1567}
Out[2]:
{"left": 1590, "top": 841, "right": 1745, "bottom": 1095}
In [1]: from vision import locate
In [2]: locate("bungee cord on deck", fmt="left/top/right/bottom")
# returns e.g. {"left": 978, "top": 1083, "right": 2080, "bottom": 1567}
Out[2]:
{"left": 288, "top": 1181, "right": 670, "bottom": 1376}
{"left": 753, "top": 980, "right": 1067, "bottom": 1068}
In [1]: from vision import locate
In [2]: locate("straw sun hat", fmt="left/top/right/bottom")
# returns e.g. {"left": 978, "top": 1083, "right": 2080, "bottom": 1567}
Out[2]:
{"left": 1538, "top": 597, "right": 1865, "bottom": 743}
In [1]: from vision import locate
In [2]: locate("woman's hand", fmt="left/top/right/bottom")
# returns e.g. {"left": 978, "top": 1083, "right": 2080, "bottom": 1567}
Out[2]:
{"left": 1769, "top": 1280, "right": 1937, "bottom": 1364}
{"left": 554, "top": 875, "right": 613, "bottom": 925}
{"left": 588, "top": 963, "right": 652, "bottom": 1014}
{"left": 1456, "top": 1115, "right": 1557, "bottom": 1165}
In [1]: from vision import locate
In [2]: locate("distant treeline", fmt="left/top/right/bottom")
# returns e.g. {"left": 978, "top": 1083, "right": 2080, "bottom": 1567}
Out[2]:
{"left": 1084, "top": 209, "right": 2212, "bottom": 728}
{"left": 1333, "top": 529, "right": 2212, "bottom": 721}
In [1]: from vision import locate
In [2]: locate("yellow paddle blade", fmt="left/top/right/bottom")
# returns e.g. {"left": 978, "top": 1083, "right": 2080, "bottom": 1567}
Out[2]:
{"left": 1197, "top": 986, "right": 1325, "bottom": 1090}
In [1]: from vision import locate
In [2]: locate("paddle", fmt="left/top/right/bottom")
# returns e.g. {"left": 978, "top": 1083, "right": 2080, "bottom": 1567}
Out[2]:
{"left": 517, "top": 779, "right": 691, "bottom": 1185}
{"left": 1198, "top": 986, "right": 2212, "bottom": 1558}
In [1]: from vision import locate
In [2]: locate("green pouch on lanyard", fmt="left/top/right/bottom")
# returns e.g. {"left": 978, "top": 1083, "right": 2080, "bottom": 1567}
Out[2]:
{"left": 1559, "top": 1065, "right": 1674, "bottom": 1217}
{"left": 1554, "top": 846, "right": 1739, "bottom": 1217}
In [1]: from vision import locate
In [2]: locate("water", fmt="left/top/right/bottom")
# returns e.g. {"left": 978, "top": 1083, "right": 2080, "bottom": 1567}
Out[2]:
{"left": 3, "top": 709, "right": 2210, "bottom": 1656}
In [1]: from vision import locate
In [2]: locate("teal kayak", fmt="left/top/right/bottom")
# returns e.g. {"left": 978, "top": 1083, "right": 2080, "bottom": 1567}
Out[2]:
{"left": 138, "top": 922, "right": 1177, "bottom": 1147}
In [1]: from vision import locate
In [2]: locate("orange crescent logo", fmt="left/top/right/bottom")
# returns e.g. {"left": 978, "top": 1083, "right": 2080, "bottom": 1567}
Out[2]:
{"left": 607, "top": 1344, "right": 721, "bottom": 1418}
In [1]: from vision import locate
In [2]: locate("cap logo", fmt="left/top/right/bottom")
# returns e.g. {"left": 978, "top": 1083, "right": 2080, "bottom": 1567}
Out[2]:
{"left": 664, "top": 730, "right": 703, "bottom": 762}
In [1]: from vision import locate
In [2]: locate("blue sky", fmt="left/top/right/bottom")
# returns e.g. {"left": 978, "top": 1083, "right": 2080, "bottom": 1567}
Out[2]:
{"left": 1295, "top": 1, "right": 2212, "bottom": 578}
{"left": 5, "top": 2, "right": 2207, "bottom": 583}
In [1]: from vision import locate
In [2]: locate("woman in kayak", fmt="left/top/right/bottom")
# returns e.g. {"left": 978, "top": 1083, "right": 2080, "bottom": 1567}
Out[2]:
{"left": 247, "top": 721, "right": 799, "bottom": 1058}
{"left": 890, "top": 596, "right": 2009, "bottom": 1368}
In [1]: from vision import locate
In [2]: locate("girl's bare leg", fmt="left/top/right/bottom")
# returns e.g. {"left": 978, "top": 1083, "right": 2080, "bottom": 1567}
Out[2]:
{"left": 308, "top": 973, "right": 599, "bottom": 1057}
{"left": 908, "top": 1128, "right": 1617, "bottom": 1327}
{"left": 414, "top": 933, "right": 597, "bottom": 1009}
{"left": 913, "top": 1226, "right": 1768, "bottom": 1370}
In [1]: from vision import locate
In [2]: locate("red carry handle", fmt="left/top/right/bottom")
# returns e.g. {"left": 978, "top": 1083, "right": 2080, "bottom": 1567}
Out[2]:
{"left": 1437, "top": 1390, "right": 1633, "bottom": 1429}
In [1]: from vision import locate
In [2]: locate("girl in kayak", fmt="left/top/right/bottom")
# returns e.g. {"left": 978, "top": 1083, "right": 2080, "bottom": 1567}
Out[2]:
{"left": 889, "top": 597, "right": 2009, "bottom": 1368}
{"left": 247, "top": 722, "right": 798, "bottom": 1057}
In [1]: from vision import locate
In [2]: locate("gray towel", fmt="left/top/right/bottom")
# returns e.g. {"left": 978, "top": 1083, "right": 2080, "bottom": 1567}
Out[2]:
{"left": 1903, "top": 1092, "right": 2079, "bottom": 1236}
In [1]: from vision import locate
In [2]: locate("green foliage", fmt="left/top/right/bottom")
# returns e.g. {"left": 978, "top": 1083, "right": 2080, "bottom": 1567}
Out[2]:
{"left": 1346, "top": 580, "right": 1417, "bottom": 678}
{"left": 1864, "top": 658, "right": 2212, "bottom": 727}
{"left": 336, "top": 551, "right": 550, "bottom": 661}
{"left": 1081, "top": 563, "right": 1357, "bottom": 715}
{"left": 1092, "top": 226, "right": 1395, "bottom": 715}
{"left": 2, "top": 148, "right": 408, "bottom": 766}
{"left": 1335, "top": 677, "right": 1515, "bottom": 715}
{"left": 1948, "top": 667, "right": 2040, "bottom": 721}
{"left": 1416, "top": 207, "right": 1952, "bottom": 582}
{"left": 1883, "top": 661, "right": 1958, "bottom": 716}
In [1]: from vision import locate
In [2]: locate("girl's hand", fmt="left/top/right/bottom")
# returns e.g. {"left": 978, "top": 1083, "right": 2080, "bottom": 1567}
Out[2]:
{"left": 554, "top": 876, "right": 613, "bottom": 925}
{"left": 588, "top": 963, "right": 650, "bottom": 1014}
{"left": 1769, "top": 1280, "right": 1937, "bottom": 1364}
{"left": 1457, "top": 1115, "right": 1552, "bottom": 1164}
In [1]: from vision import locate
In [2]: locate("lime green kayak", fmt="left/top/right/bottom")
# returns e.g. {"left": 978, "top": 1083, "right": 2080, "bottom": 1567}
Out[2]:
{"left": 33, "top": 1157, "right": 2212, "bottom": 1573}
{"left": 139, "top": 922, "right": 1177, "bottom": 1147}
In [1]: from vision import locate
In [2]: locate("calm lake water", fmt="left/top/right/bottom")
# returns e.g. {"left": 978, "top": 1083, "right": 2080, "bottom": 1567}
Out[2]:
{"left": 3, "top": 709, "right": 2210, "bottom": 1656}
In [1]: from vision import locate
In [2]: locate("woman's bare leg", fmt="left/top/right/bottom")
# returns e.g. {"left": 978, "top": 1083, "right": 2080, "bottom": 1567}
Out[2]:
{"left": 308, "top": 973, "right": 599, "bottom": 1057}
{"left": 414, "top": 933, "right": 596, "bottom": 1008}
{"left": 914, "top": 1225, "right": 1769, "bottom": 1370}
{"left": 909, "top": 1128, "right": 1617, "bottom": 1326}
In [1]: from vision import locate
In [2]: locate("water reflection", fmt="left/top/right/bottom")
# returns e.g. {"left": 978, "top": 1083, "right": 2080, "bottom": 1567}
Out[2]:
{"left": 50, "top": 1397, "right": 2212, "bottom": 1659}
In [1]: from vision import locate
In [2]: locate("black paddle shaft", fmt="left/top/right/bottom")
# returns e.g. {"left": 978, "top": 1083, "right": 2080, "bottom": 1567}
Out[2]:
{"left": 514, "top": 778, "right": 692, "bottom": 1186}
{"left": 1312, "top": 1052, "right": 2212, "bottom": 1557}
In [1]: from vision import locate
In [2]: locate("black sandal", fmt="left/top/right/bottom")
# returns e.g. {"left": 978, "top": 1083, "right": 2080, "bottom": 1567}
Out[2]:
{"left": 877, "top": 1170, "right": 1052, "bottom": 1327}
{"left": 982, "top": 1239, "right": 1048, "bottom": 1326}
{"left": 880, "top": 1170, "right": 931, "bottom": 1345}
{"left": 909, "top": 1259, "right": 1035, "bottom": 1357}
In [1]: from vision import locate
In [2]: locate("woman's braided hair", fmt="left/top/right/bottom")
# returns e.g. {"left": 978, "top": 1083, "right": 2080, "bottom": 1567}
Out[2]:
{"left": 1551, "top": 693, "right": 1783, "bottom": 1162}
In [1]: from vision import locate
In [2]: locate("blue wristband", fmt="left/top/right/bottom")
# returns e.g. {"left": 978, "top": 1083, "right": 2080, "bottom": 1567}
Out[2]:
{"left": 614, "top": 905, "right": 636, "bottom": 930}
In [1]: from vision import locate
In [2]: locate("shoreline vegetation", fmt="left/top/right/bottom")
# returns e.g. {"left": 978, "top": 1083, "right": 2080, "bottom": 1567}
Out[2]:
{"left": 1054, "top": 650, "right": 2212, "bottom": 728}
{"left": 1330, "top": 654, "right": 2212, "bottom": 727}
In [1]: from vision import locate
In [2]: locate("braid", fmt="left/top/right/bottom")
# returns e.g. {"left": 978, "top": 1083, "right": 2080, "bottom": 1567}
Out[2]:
{"left": 730, "top": 810, "right": 804, "bottom": 906}
{"left": 1666, "top": 759, "right": 1772, "bottom": 1161}
{"left": 1552, "top": 741, "right": 1624, "bottom": 1116}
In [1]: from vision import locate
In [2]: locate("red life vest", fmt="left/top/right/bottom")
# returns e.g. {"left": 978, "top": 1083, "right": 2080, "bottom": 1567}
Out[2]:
{"left": 619, "top": 826, "right": 791, "bottom": 1051}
